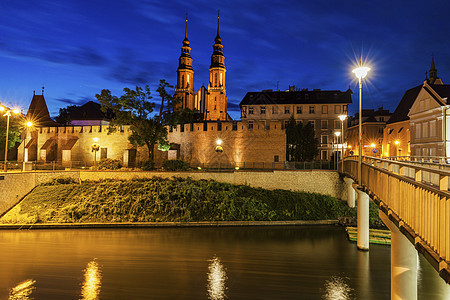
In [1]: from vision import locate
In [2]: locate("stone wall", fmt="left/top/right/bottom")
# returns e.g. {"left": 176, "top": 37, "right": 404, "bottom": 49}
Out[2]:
{"left": 0, "top": 170, "right": 346, "bottom": 215}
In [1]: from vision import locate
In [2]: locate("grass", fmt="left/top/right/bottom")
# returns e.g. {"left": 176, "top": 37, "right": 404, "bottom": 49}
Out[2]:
{"left": 0, "top": 177, "right": 385, "bottom": 228}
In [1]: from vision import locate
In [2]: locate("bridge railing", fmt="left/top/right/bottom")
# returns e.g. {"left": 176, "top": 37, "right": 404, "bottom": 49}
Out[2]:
{"left": 343, "top": 156, "right": 450, "bottom": 269}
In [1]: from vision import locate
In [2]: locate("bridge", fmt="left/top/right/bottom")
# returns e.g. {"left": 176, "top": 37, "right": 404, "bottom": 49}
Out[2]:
{"left": 342, "top": 156, "right": 450, "bottom": 299}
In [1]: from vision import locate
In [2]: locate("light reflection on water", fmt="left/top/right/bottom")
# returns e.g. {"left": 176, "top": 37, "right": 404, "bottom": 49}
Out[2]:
{"left": 8, "top": 279, "right": 36, "bottom": 300}
{"left": 207, "top": 256, "right": 227, "bottom": 300}
{"left": 81, "top": 260, "right": 102, "bottom": 300}
{"left": 322, "top": 276, "right": 354, "bottom": 300}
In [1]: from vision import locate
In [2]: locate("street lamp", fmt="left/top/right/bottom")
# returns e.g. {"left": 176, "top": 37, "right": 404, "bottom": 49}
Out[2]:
{"left": 215, "top": 138, "right": 223, "bottom": 171}
{"left": 338, "top": 114, "right": 347, "bottom": 172}
{"left": 352, "top": 59, "right": 370, "bottom": 184}
{"left": 22, "top": 120, "right": 34, "bottom": 171}
{"left": 1, "top": 106, "right": 20, "bottom": 172}
{"left": 91, "top": 137, "right": 100, "bottom": 170}
{"left": 394, "top": 140, "right": 400, "bottom": 158}
{"left": 334, "top": 131, "right": 341, "bottom": 171}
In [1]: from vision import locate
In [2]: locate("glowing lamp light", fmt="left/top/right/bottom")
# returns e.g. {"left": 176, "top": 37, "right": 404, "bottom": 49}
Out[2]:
{"left": 26, "top": 121, "right": 33, "bottom": 127}
{"left": 352, "top": 66, "right": 371, "bottom": 79}
{"left": 394, "top": 140, "right": 400, "bottom": 145}
{"left": 334, "top": 131, "right": 341, "bottom": 137}
{"left": 370, "top": 143, "right": 376, "bottom": 148}
{"left": 12, "top": 109, "right": 20, "bottom": 115}
{"left": 0, "top": 106, "right": 4, "bottom": 112}
{"left": 235, "top": 166, "right": 239, "bottom": 170}
{"left": 338, "top": 115, "right": 347, "bottom": 121}
{"left": 93, "top": 137, "right": 99, "bottom": 142}
{"left": 216, "top": 138, "right": 222, "bottom": 146}
{"left": 197, "top": 166, "right": 202, "bottom": 170}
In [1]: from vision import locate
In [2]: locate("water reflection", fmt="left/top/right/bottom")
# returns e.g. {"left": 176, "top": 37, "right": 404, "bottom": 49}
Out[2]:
{"left": 8, "top": 279, "right": 36, "bottom": 300}
{"left": 322, "top": 276, "right": 354, "bottom": 300}
{"left": 81, "top": 260, "right": 102, "bottom": 300}
{"left": 207, "top": 256, "right": 227, "bottom": 300}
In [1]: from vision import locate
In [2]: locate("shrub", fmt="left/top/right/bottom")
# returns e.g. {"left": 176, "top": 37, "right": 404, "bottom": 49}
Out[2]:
{"left": 139, "top": 159, "right": 155, "bottom": 171}
{"left": 162, "top": 159, "right": 190, "bottom": 171}
{"left": 42, "top": 177, "right": 79, "bottom": 185}
{"left": 98, "top": 158, "right": 122, "bottom": 170}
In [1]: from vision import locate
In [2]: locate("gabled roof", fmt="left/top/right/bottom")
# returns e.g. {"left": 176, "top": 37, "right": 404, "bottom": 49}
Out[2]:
{"left": 70, "top": 101, "right": 113, "bottom": 121}
{"left": 386, "top": 85, "right": 422, "bottom": 124}
{"left": 239, "top": 89, "right": 353, "bottom": 106}
{"left": 26, "top": 94, "right": 59, "bottom": 127}
{"left": 428, "top": 84, "right": 450, "bottom": 101}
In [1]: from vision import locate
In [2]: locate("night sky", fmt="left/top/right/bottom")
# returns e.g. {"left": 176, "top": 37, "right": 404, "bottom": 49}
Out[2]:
{"left": 1, "top": 0, "right": 449, "bottom": 120}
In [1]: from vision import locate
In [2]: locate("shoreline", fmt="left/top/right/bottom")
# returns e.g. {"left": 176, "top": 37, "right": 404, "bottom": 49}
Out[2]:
{"left": 0, "top": 220, "right": 339, "bottom": 230}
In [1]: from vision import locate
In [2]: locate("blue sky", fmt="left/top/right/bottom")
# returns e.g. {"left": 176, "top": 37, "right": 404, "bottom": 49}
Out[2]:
{"left": 0, "top": 0, "right": 449, "bottom": 120}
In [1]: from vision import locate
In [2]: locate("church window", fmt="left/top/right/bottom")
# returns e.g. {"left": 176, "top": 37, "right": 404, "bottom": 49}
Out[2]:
{"left": 249, "top": 107, "right": 254, "bottom": 114}
{"left": 220, "top": 73, "right": 223, "bottom": 86}
{"left": 260, "top": 106, "right": 266, "bottom": 114}
{"left": 215, "top": 74, "right": 218, "bottom": 87}
{"left": 181, "top": 75, "right": 185, "bottom": 88}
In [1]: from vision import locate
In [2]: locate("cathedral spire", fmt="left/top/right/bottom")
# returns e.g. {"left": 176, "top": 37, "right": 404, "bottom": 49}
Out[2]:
{"left": 215, "top": 10, "right": 221, "bottom": 44}
{"left": 429, "top": 54, "right": 438, "bottom": 83}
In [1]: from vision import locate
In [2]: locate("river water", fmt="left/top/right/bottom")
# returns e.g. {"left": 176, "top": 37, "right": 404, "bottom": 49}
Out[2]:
{"left": 0, "top": 226, "right": 448, "bottom": 299}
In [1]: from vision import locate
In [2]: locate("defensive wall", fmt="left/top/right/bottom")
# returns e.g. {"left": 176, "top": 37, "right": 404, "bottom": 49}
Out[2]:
{"left": 0, "top": 169, "right": 346, "bottom": 216}
{"left": 18, "top": 119, "right": 287, "bottom": 168}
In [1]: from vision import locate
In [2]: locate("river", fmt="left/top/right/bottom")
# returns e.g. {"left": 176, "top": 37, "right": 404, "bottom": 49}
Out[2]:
{"left": 0, "top": 226, "right": 448, "bottom": 299}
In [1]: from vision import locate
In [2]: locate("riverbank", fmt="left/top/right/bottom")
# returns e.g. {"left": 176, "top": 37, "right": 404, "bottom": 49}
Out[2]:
{"left": 0, "top": 176, "right": 385, "bottom": 228}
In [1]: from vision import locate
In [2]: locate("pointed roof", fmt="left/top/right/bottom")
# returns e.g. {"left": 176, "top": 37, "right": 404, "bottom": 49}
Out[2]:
{"left": 183, "top": 14, "right": 190, "bottom": 46}
{"left": 215, "top": 11, "right": 222, "bottom": 44}
{"left": 70, "top": 101, "right": 113, "bottom": 121}
{"left": 26, "top": 93, "right": 58, "bottom": 127}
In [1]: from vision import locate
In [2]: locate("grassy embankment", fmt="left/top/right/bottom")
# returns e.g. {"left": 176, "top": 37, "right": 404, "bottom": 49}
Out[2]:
{"left": 0, "top": 177, "right": 386, "bottom": 228}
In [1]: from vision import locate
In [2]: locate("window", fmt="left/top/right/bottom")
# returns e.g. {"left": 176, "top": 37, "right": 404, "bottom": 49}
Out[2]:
{"left": 321, "top": 120, "right": 328, "bottom": 129}
{"left": 232, "top": 121, "right": 237, "bottom": 131}
{"left": 308, "top": 120, "right": 315, "bottom": 130}
{"left": 422, "top": 122, "right": 428, "bottom": 138}
{"left": 297, "top": 106, "right": 302, "bottom": 114}
{"left": 260, "top": 106, "right": 266, "bottom": 114}
{"left": 214, "top": 73, "right": 218, "bottom": 86}
{"left": 274, "top": 155, "right": 279, "bottom": 162}
{"left": 415, "top": 123, "right": 421, "bottom": 138}
{"left": 284, "top": 120, "right": 290, "bottom": 129}
{"left": 285, "top": 106, "right": 290, "bottom": 114}
{"left": 248, "top": 120, "right": 253, "bottom": 130}
{"left": 272, "top": 106, "right": 278, "bottom": 114}
{"left": 309, "top": 106, "right": 315, "bottom": 114}
{"left": 343, "top": 105, "right": 348, "bottom": 113}
{"left": 322, "top": 105, "right": 328, "bottom": 114}
{"left": 335, "top": 105, "right": 341, "bottom": 114}
{"left": 430, "top": 120, "right": 436, "bottom": 137}
{"left": 249, "top": 107, "right": 254, "bottom": 114}
{"left": 242, "top": 106, "right": 247, "bottom": 117}
{"left": 296, "top": 120, "right": 302, "bottom": 125}
{"left": 334, "top": 120, "right": 340, "bottom": 129}
{"left": 321, "top": 135, "right": 328, "bottom": 145}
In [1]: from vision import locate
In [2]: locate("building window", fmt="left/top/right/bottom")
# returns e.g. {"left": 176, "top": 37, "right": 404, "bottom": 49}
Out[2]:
{"left": 422, "top": 122, "right": 428, "bottom": 138}
{"left": 248, "top": 107, "right": 254, "bottom": 114}
{"left": 214, "top": 73, "right": 218, "bottom": 87}
{"left": 285, "top": 106, "right": 290, "bottom": 114}
{"left": 335, "top": 105, "right": 341, "bottom": 114}
{"left": 274, "top": 155, "right": 279, "bottom": 162}
{"left": 296, "top": 120, "right": 302, "bottom": 126}
{"left": 415, "top": 123, "right": 421, "bottom": 138}
{"left": 322, "top": 105, "right": 328, "bottom": 114}
{"left": 343, "top": 105, "right": 348, "bottom": 113}
{"left": 272, "top": 106, "right": 278, "bottom": 114}
{"left": 334, "top": 120, "right": 340, "bottom": 129}
{"left": 260, "top": 106, "right": 266, "bottom": 114}
{"left": 297, "top": 106, "right": 302, "bottom": 114}
{"left": 232, "top": 121, "right": 237, "bottom": 131}
{"left": 430, "top": 120, "right": 436, "bottom": 137}
{"left": 284, "top": 120, "right": 290, "bottom": 129}
{"left": 309, "top": 106, "right": 315, "bottom": 114}
{"left": 321, "top": 120, "right": 328, "bottom": 129}
{"left": 308, "top": 120, "right": 315, "bottom": 130}
{"left": 248, "top": 120, "right": 253, "bottom": 130}
{"left": 321, "top": 135, "right": 328, "bottom": 145}
{"left": 242, "top": 106, "right": 247, "bottom": 117}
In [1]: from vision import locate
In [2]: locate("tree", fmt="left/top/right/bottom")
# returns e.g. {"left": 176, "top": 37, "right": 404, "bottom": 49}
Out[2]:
{"left": 0, "top": 111, "right": 23, "bottom": 159}
{"left": 55, "top": 104, "right": 80, "bottom": 125}
{"left": 286, "top": 116, "right": 319, "bottom": 161}
{"left": 96, "top": 80, "right": 181, "bottom": 162}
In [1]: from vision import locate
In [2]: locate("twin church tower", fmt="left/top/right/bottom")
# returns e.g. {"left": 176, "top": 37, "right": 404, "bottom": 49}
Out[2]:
{"left": 174, "top": 14, "right": 229, "bottom": 121}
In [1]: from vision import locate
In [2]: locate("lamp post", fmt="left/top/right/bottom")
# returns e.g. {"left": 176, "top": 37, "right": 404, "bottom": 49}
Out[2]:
{"left": 22, "top": 121, "right": 34, "bottom": 171}
{"left": 394, "top": 140, "right": 400, "bottom": 158}
{"left": 91, "top": 137, "right": 100, "bottom": 170}
{"left": 338, "top": 114, "right": 347, "bottom": 173}
{"left": 215, "top": 138, "right": 223, "bottom": 171}
{"left": 334, "top": 131, "right": 341, "bottom": 171}
{"left": 352, "top": 60, "right": 370, "bottom": 184}
{"left": 1, "top": 106, "right": 20, "bottom": 172}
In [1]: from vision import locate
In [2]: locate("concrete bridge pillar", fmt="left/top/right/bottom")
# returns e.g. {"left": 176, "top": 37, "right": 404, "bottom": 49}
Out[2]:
{"left": 344, "top": 177, "right": 355, "bottom": 208}
{"left": 355, "top": 188, "right": 369, "bottom": 251}
{"left": 380, "top": 212, "right": 417, "bottom": 300}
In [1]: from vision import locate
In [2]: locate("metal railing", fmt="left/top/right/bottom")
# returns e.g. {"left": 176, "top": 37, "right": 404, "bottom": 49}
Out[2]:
{"left": 344, "top": 156, "right": 450, "bottom": 274}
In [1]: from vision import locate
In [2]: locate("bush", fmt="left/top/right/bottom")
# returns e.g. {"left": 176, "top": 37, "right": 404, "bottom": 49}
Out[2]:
{"left": 162, "top": 159, "right": 190, "bottom": 171}
{"left": 98, "top": 158, "right": 122, "bottom": 170}
{"left": 42, "top": 177, "right": 79, "bottom": 186}
{"left": 139, "top": 159, "right": 155, "bottom": 171}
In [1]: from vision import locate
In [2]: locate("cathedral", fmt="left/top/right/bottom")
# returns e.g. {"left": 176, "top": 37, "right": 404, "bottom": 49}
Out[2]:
{"left": 174, "top": 14, "right": 230, "bottom": 121}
